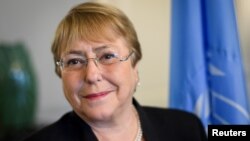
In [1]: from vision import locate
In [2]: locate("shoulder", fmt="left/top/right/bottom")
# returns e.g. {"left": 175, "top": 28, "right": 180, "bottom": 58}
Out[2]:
{"left": 141, "top": 106, "right": 207, "bottom": 141}
{"left": 22, "top": 112, "right": 76, "bottom": 141}
{"left": 134, "top": 98, "right": 203, "bottom": 126}
{"left": 143, "top": 106, "right": 202, "bottom": 124}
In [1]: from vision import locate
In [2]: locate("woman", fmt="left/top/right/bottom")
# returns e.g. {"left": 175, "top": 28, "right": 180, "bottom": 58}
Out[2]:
{"left": 24, "top": 2, "right": 207, "bottom": 141}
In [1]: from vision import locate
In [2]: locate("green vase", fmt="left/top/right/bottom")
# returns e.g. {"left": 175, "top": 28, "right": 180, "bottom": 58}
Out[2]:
{"left": 0, "top": 43, "right": 37, "bottom": 139}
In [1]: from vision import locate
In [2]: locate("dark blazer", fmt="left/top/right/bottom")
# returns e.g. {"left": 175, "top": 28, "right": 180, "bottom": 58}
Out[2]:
{"left": 23, "top": 99, "right": 208, "bottom": 141}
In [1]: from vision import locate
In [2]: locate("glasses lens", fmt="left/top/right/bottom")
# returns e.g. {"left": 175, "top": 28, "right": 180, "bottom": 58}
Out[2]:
{"left": 97, "top": 52, "right": 120, "bottom": 65}
{"left": 62, "top": 56, "right": 86, "bottom": 71}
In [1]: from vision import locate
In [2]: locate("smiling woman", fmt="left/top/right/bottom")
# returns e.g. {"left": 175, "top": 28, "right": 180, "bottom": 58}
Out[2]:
{"left": 22, "top": 2, "right": 207, "bottom": 141}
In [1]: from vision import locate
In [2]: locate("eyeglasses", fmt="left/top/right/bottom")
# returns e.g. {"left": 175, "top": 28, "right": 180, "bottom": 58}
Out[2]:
{"left": 56, "top": 51, "right": 134, "bottom": 71}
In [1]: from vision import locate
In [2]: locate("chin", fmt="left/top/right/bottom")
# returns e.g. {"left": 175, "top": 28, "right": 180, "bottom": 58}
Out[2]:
{"left": 75, "top": 104, "right": 115, "bottom": 122}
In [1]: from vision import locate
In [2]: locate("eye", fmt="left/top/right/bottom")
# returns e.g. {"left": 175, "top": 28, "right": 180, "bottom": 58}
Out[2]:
{"left": 100, "top": 53, "right": 117, "bottom": 60}
{"left": 98, "top": 53, "right": 118, "bottom": 64}
{"left": 66, "top": 58, "right": 86, "bottom": 66}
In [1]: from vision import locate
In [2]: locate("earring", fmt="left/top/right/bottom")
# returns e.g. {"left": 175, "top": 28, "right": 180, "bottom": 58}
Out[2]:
{"left": 137, "top": 81, "right": 141, "bottom": 86}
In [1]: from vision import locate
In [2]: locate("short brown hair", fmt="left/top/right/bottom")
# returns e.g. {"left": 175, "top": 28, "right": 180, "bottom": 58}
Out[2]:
{"left": 51, "top": 2, "right": 142, "bottom": 77}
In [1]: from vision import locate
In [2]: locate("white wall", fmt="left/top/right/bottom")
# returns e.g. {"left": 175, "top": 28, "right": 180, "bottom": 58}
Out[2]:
{"left": 0, "top": 0, "right": 170, "bottom": 124}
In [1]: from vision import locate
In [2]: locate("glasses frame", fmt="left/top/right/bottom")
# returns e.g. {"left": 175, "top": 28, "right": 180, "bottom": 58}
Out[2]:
{"left": 56, "top": 51, "right": 134, "bottom": 71}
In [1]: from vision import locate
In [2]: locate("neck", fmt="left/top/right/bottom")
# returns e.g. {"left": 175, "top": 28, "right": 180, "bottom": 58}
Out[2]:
{"left": 90, "top": 105, "right": 141, "bottom": 141}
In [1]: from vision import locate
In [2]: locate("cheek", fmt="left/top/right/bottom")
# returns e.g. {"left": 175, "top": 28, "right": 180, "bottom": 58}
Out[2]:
{"left": 62, "top": 73, "right": 83, "bottom": 99}
{"left": 104, "top": 64, "right": 137, "bottom": 92}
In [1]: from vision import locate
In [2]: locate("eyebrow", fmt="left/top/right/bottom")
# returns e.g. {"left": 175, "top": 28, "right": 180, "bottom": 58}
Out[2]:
{"left": 65, "top": 50, "right": 83, "bottom": 56}
{"left": 65, "top": 45, "right": 112, "bottom": 55}
{"left": 93, "top": 45, "right": 111, "bottom": 52}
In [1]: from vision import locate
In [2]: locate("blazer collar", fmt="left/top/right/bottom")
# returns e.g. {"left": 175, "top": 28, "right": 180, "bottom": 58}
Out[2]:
{"left": 133, "top": 98, "right": 160, "bottom": 141}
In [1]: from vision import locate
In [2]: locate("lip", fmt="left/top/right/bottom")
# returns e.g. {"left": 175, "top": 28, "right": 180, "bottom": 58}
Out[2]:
{"left": 82, "top": 90, "right": 113, "bottom": 100}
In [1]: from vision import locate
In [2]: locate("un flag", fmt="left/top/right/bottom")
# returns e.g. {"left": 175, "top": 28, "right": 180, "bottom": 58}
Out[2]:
{"left": 169, "top": 0, "right": 250, "bottom": 127}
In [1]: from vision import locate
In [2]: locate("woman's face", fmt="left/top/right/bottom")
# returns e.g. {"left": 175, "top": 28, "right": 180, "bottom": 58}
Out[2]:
{"left": 61, "top": 37, "right": 139, "bottom": 122}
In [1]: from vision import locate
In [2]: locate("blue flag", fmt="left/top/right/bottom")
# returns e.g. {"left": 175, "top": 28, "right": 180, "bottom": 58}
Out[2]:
{"left": 169, "top": 0, "right": 250, "bottom": 127}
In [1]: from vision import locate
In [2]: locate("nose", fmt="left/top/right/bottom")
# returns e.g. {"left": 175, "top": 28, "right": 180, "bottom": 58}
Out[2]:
{"left": 83, "top": 58, "right": 102, "bottom": 84}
